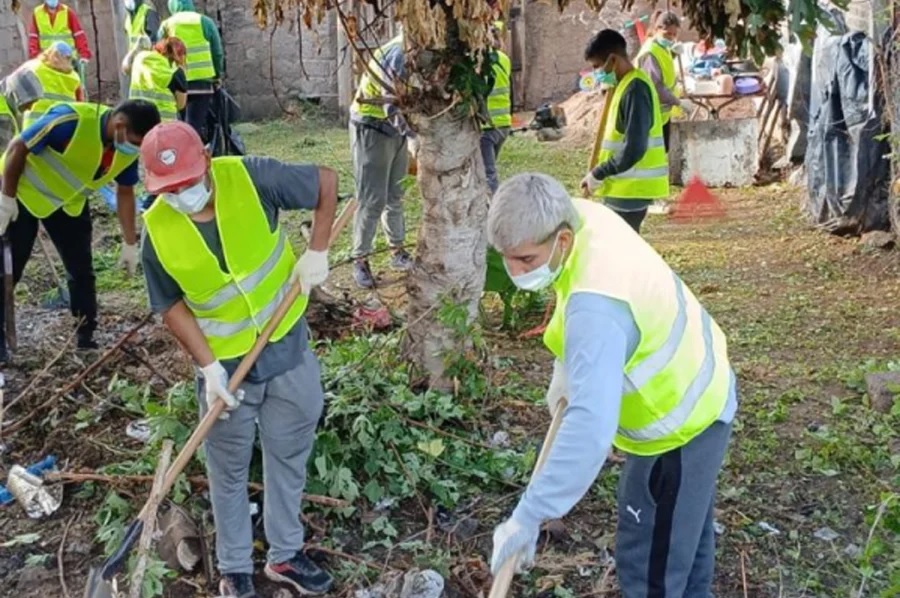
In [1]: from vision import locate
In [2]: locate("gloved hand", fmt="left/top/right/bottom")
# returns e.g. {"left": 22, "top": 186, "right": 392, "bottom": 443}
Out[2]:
{"left": 291, "top": 249, "right": 329, "bottom": 292}
{"left": 200, "top": 361, "right": 242, "bottom": 419}
{"left": 580, "top": 172, "right": 603, "bottom": 197}
{"left": 0, "top": 194, "right": 18, "bottom": 235}
{"left": 490, "top": 517, "right": 540, "bottom": 576}
{"left": 118, "top": 242, "right": 138, "bottom": 276}
{"left": 546, "top": 359, "right": 567, "bottom": 416}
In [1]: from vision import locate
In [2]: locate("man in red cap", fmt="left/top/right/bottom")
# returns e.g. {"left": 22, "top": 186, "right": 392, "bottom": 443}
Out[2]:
{"left": 139, "top": 121, "right": 337, "bottom": 597}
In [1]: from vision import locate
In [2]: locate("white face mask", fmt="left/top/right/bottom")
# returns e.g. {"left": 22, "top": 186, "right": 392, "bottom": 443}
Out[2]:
{"left": 162, "top": 179, "right": 211, "bottom": 214}
{"left": 505, "top": 233, "right": 564, "bottom": 292}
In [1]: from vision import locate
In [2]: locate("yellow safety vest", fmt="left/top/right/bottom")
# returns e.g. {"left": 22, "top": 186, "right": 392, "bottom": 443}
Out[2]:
{"left": 34, "top": 4, "right": 75, "bottom": 52}
{"left": 129, "top": 51, "right": 178, "bottom": 121}
{"left": 0, "top": 96, "right": 19, "bottom": 141}
{"left": 20, "top": 59, "right": 81, "bottom": 127}
{"left": 351, "top": 35, "right": 403, "bottom": 120}
{"left": 637, "top": 39, "right": 677, "bottom": 124}
{"left": 593, "top": 69, "right": 669, "bottom": 200}
{"left": 161, "top": 12, "right": 215, "bottom": 82}
{"left": 543, "top": 198, "right": 732, "bottom": 456}
{"left": 0, "top": 102, "right": 138, "bottom": 218}
{"left": 483, "top": 50, "right": 512, "bottom": 129}
{"left": 142, "top": 157, "right": 309, "bottom": 360}
{"left": 125, "top": 4, "right": 150, "bottom": 47}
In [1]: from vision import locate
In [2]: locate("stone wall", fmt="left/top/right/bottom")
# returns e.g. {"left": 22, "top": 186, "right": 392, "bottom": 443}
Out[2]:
{"left": 522, "top": 0, "right": 659, "bottom": 110}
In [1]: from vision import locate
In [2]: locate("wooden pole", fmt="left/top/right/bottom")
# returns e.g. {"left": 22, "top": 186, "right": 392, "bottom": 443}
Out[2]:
{"left": 128, "top": 440, "right": 173, "bottom": 598}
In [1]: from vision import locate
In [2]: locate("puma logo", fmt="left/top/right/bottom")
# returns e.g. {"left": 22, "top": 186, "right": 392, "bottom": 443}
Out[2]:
{"left": 626, "top": 505, "right": 642, "bottom": 523}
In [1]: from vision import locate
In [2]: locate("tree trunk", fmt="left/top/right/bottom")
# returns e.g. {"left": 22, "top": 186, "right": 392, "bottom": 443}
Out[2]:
{"left": 403, "top": 112, "right": 489, "bottom": 387}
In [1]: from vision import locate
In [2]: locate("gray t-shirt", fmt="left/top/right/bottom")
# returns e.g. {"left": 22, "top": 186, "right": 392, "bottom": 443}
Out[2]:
{"left": 141, "top": 156, "right": 320, "bottom": 383}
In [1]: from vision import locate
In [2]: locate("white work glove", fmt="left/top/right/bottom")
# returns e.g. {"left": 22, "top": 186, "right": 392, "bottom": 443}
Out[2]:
{"left": 200, "top": 361, "right": 243, "bottom": 420}
{"left": 0, "top": 194, "right": 19, "bottom": 235}
{"left": 580, "top": 172, "right": 603, "bottom": 197}
{"left": 118, "top": 242, "right": 138, "bottom": 277}
{"left": 546, "top": 359, "right": 568, "bottom": 416}
{"left": 291, "top": 249, "right": 329, "bottom": 292}
{"left": 490, "top": 517, "right": 540, "bottom": 576}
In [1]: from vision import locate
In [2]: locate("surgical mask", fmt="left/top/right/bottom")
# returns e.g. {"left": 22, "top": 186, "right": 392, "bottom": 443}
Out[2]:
{"left": 506, "top": 233, "right": 564, "bottom": 292}
{"left": 124, "top": 0, "right": 136, "bottom": 10}
{"left": 162, "top": 179, "right": 211, "bottom": 214}
{"left": 657, "top": 38, "right": 675, "bottom": 49}
{"left": 114, "top": 129, "right": 140, "bottom": 156}
{"left": 45, "top": 0, "right": 59, "bottom": 8}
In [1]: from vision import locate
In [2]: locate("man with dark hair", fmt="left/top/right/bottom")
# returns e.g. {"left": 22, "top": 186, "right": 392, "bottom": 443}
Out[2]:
{"left": 580, "top": 29, "right": 669, "bottom": 234}
{"left": 0, "top": 99, "right": 160, "bottom": 360}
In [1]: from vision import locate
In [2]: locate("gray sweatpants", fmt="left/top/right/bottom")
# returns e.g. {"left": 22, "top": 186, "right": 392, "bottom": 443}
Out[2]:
{"left": 197, "top": 349, "right": 324, "bottom": 574}
{"left": 350, "top": 123, "right": 409, "bottom": 258}
{"left": 615, "top": 420, "right": 733, "bottom": 597}
{"left": 479, "top": 127, "right": 510, "bottom": 194}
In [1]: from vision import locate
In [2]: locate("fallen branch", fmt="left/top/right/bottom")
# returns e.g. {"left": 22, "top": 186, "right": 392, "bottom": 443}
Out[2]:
{"left": 3, "top": 313, "right": 153, "bottom": 435}
{"left": 130, "top": 439, "right": 173, "bottom": 598}
{"left": 4, "top": 327, "right": 78, "bottom": 416}
{"left": 303, "top": 542, "right": 393, "bottom": 572}
{"left": 57, "top": 515, "right": 76, "bottom": 598}
{"left": 45, "top": 471, "right": 349, "bottom": 508}
{"left": 119, "top": 345, "right": 176, "bottom": 387}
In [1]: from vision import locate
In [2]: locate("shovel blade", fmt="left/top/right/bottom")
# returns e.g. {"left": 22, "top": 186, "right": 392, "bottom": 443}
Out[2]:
{"left": 83, "top": 567, "right": 114, "bottom": 598}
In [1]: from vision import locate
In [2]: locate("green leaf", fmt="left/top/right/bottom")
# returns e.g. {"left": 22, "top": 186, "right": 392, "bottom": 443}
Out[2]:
{"left": 417, "top": 438, "right": 445, "bottom": 458}
{"left": 1, "top": 533, "right": 41, "bottom": 548}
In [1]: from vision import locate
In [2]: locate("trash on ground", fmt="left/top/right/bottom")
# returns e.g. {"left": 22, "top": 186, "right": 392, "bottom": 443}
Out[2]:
{"left": 399, "top": 569, "right": 444, "bottom": 598}
{"left": 813, "top": 526, "right": 839, "bottom": 542}
{"left": 757, "top": 521, "right": 780, "bottom": 535}
{"left": 125, "top": 419, "right": 152, "bottom": 443}
{"left": 6, "top": 464, "right": 62, "bottom": 518}
{"left": 490, "top": 430, "right": 510, "bottom": 448}
{"left": 713, "top": 520, "right": 726, "bottom": 535}
{"left": 0, "top": 455, "right": 57, "bottom": 506}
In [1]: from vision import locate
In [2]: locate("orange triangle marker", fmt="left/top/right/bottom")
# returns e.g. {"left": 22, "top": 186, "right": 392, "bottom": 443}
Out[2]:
{"left": 669, "top": 176, "right": 726, "bottom": 222}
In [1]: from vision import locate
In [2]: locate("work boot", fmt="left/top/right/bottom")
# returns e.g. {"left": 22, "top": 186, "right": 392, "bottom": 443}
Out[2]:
{"left": 264, "top": 551, "right": 334, "bottom": 596}
{"left": 77, "top": 331, "right": 98, "bottom": 351}
{"left": 390, "top": 248, "right": 413, "bottom": 271}
{"left": 218, "top": 573, "right": 257, "bottom": 598}
{"left": 353, "top": 259, "right": 375, "bottom": 289}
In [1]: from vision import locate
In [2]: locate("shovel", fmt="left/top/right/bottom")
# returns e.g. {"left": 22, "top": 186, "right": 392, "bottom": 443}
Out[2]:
{"left": 83, "top": 280, "right": 305, "bottom": 598}
{"left": 488, "top": 397, "right": 569, "bottom": 598}
{"left": 2, "top": 234, "right": 16, "bottom": 351}
{"left": 37, "top": 228, "right": 70, "bottom": 309}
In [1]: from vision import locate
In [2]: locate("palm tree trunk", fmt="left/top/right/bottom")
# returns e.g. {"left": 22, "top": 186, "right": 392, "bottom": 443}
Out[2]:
{"left": 403, "top": 112, "right": 489, "bottom": 387}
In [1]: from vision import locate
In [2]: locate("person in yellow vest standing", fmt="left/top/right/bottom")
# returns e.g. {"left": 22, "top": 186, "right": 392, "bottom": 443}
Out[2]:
{"left": 125, "top": 36, "right": 188, "bottom": 122}
{"left": 28, "top": 0, "right": 92, "bottom": 67}
{"left": 139, "top": 122, "right": 338, "bottom": 598}
{"left": 18, "top": 42, "right": 84, "bottom": 127}
{"left": 637, "top": 11, "right": 682, "bottom": 152}
{"left": 349, "top": 32, "right": 413, "bottom": 288}
{"left": 123, "top": 0, "right": 161, "bottom": 49}
{"left": 0, "top": 100, "right": 161, "bottom": 361}
{"left": 480, "top": 21, "right": 512, "bottom": 195}
{"left": 159, "top": 0, "right": 223, "bottom": 143}
{"left": 487, "top": 173, "right": 736, "bottom": 597}
{"left": 579, "top": 29, "right": 668, "bottom": 234}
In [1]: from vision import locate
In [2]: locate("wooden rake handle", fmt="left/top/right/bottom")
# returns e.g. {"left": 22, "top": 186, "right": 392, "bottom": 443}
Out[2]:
{"left": 488, "top": 396, "right": 570, "bottom": 598}
{"left": 137, "top": 280, "right": 305, "bottom": 520}
{"left": 587, "top": 88, "right": 614, "bottom": 175}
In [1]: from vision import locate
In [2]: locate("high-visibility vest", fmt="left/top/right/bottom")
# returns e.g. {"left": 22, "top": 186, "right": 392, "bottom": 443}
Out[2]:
{"left": 142, "top": 157, "right": 309, "bottom": 360}
{"left": 129, "top": 51, "right": 178, "bottom": 121}
{"left": 0, "top": 96, "right": 19, "bottom": 142}
{"left": 20, "top": 59, "right": 81, "bottom": 127}
{"left": 483, "top": 50, "right": 512, "bottom": 129}
{"left": 351, "top": 35, "right": 403, "bottom": 121}
{"left": 637, "top": 38, "right": 677, "bottom": 124}
{"left": 161, "top": 12, "right": 214, "bottom": 81}
{"left": 34, "top": 4, "right": 75, "bottom": 52}
{"left": 543, "top": 198, "right": 732, "bottom": 456}
{"left": 125, "top": 4, "right": 150, "bottom": 47}
{"left": 0, "top": 102, "right": 138, "bottom": 218}
{"left": 593, "top": 69, "right": 669, "bottom": 200}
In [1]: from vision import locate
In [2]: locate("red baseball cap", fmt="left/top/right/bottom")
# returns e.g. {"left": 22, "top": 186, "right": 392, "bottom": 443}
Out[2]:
{"left": 141, "top": 121, "right": 207, "bottom": 194}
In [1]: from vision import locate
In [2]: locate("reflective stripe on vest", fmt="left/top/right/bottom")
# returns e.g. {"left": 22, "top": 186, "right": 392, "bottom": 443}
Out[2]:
{"left": 0, "top": 102, "right": 139, "bottom": 218}
{"left": 129, "top": 51, "right": 178, "bottom": 121}
{"left": 484, "top": 51, "right": 512, "bottom": 129}
{"left": 142, "top": 157, "right": 308, "bottom": 360}
{"left": 162, "top": 12, "right": 215, "bottom": 81}
{"left": 125, "top": 4, "right": 150, "bottom": 46}
{"left": 593, "top": 69, "right": 669, "bottom": 200}
{"left": 543, "top": 198, "right": 730, "bottom": 455}
{"left": 34, "top": 5, "right": 75, "bottom": 51}
{"left": 637, "top": 39, "right": 677, "bottom": 124}
{"left": 351, "top": 35, "right": 403, "bottom": 121}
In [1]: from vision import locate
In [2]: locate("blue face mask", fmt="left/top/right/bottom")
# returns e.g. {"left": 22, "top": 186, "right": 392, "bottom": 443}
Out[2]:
{"left": 505, "top": 233, "right": 564, "bottom": 292}
{"left": 45, "top": 0, "right": 59, "bottom": 8}
{"left": 657, "top": 38, "right": 675, "bottom": 50}
{"left": 114, "top": 129, "right": 140, "bottom": 156}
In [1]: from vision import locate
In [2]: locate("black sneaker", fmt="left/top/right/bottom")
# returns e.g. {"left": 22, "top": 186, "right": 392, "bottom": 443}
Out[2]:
{"left": 76, "top": 333, "right": 98, "bottom": 350}
{"left": 219, "top": 573, "right": 258, "bottom": 598}
{"left": 264, "top": 551, "right": 334, "bottom": 595}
